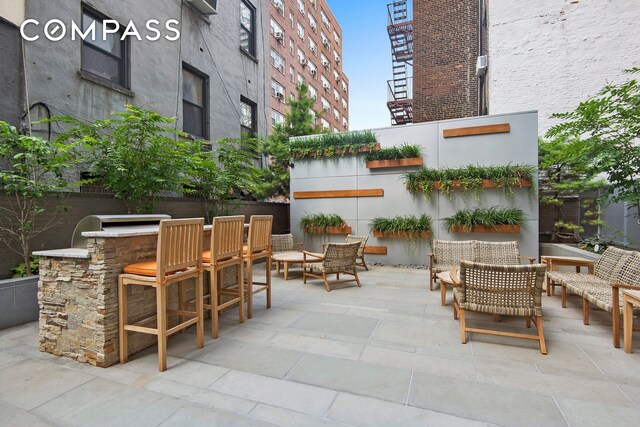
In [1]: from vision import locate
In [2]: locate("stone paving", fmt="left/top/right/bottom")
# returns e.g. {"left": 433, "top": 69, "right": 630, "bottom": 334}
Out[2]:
{"left": 1, "top": 265, "right": 640, "bottom": 426}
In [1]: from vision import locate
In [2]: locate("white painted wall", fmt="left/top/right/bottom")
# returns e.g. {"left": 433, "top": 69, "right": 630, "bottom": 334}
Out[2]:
{"left": 487, "top": 0, "right": 640, "bottom": 133}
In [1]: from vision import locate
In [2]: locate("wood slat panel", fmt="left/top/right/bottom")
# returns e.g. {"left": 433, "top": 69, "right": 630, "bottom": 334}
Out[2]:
{"left": 293, "top": 189, "right": 384, "bottom": 199}
{"left": 443, "top": 123, "right": 510, "bottom": 138}
{"left": 364, "top": 246, "right": 387, "bottom": 255}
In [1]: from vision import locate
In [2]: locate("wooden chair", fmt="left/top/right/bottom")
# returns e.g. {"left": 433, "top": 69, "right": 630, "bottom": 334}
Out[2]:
{"left": 303, "top": 242, "right": 361, "bottom": 292}
{"left": 118, "top": 218, "right": 204, "bottom": 371}
{"left": 453, "top": 260, "right": 548, "bottom": 354}
{"left": 346, "top": 235, "right": 369, "bottom": 270}
{"left": 203, "top": 215, "right": 244, "bottom": 339}
{"left": 244, "top": 215, "right": 273, "bottom": 319}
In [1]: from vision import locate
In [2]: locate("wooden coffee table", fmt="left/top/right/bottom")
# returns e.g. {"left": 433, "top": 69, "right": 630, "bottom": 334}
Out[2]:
{"left": 272, "top": 251, "right": 320, "bottom": 280}
{"left": 437, "top": 268, "right": 459, "bottom": 306}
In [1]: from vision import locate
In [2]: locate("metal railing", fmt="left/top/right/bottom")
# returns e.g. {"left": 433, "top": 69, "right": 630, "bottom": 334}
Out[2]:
{"left": 387, "top": 77, "right": 413, "bottom": 102}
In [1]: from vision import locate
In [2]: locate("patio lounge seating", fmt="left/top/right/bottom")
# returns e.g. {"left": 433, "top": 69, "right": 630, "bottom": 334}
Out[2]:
{"left": 453, "top": 261, "right": 548, "bottom": 354}
{"left": 271, "top": 233, "right": 304, "bottom": 274}
{"left": 429, "top": 240, "right": 535, "bottom": 304}
{"left": 303, "top": 242, "right": 361, "bottom": 292}
{"left": 546, "top": 246, "right": 640, "bottom": 348}
{"left": 322, "top": 235, "right": 370, "bottom": 270}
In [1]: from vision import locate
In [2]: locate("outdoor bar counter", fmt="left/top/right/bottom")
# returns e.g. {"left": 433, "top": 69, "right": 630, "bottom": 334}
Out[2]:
{"left": 34, "top": 225, "right": 212, "bottom": 367}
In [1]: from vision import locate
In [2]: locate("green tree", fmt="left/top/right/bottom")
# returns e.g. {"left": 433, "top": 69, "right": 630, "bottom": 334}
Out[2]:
{"left": 0, "top": 121, "right": 82, "bottom": 276}
{"left": 254, "top": 83, "right": 321, "bottom": 199}
{"left": 54, "top": 105, "right": 202, "bottom": 213}
{"left": 547, "top": 68, "right": 640, "bottom": 221}
{"left": 538, "top": 136, "right": 605, "bottom": 240}
{"left": 188, "top": 136, "right": 260, "bottom": 223}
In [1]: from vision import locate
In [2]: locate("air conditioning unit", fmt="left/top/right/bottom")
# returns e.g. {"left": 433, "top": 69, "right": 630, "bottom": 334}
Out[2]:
{"left": 300, "top": 59, "right": 308, "bottom": 66}
{"left": 322, "top": 38, "right": 329, "bottom": 46}
{"left": 188, "top": 0, "right": 218, "bottom": 15}
{"left": 310, "top": 45, "right": 316, "bottom": 53}
{"left": 310, "top": 0, "right": 316, "bottom": 6}
{"left": 476, "top": 55, "right": 488, "bottom": 76}
{"left": 310, "top": 69, "right": 317, "bottom": 76}
{"left": 335, "top": 76, "right": 341, "bottom": 83}
{"left": 323, "top": 83, "right": 330, "bottom": 90}
{"left": 274, "top": 31, "right": 284, "bottom": 41}
{"left": 334, "top": 113, "right": 339, "bottom": 120}
{"left": 310, "top": 22, "right": 316, "bottom": 31}
{"left": 335, "top": 56, "right": 341, "bottom": 64}
{"left": 323, "top": 106, "right": 330, "bottom": 112}
{"left": 322, "top": 60, "right": 329, "bottom": 68}
{"left": 276, "top": 92, "right": 284, "bottom": 101}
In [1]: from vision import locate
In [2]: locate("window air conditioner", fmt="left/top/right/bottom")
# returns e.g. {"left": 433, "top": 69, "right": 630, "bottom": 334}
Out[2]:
{"left": 322, "top": 38, "right": 328, "bottom": 46}
{"left": 322, "top": 60, "right": 329, "bottom": 68}
{"left": 310, "top": 22, "right": 316, "bottom": 31}
{"left": 188, "top": 0, "right": 217, "bottom": 15}
{"left": 476, "top": 55, "right": 488, "bottom": 76}
{"left": 310, "top": 45, "right": 316, "bottom": 53}
{"left": 274, "top": 32, "right": 284, "bottom": 41}
{"left": 276, "top": 92, "right": 284, "bottom": 100}
{"left": 335, "top": 76, "right": 341, "bottom": 83}
{"left": 310, "top": 69, "right": 317, "bottom": 76}
{"left": 300, "top": 59, "right": 308, "bottom": 66}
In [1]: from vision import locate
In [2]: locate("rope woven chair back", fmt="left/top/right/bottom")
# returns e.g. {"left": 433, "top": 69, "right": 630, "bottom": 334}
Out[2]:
{"left": 618, "top": 252, "right": 640, "bottom": 286}
{"left": 211, "top": 216, "right": 244, "bottom": 262}
{"left": 346, "top": 235, "right": 368, "bottom": 256}
{"left": 433, "top": 240, "right": 475, "bottom": 265}
{"left": 271, "top": 234, "right": 294, "bottom": 253}
{"left": 474, "top": 241, "right": 520, "bottom": 265}
{"left": 594, "top": 246, "right": 634, "bottom": 280}
{"left": 156, "top": 218, "right": 204, "bottom": 284}
{"left": 459, "top": 261, "right": 546, "bottom": 316}
{"left": 324, "top": 242, "right": 360, "bottom": 270}
{"left": 247, "top": 215, "right": 273, "bottom": 254}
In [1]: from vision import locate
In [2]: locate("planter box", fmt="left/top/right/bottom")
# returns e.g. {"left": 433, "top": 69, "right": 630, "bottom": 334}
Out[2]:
{"left": 0, "top": 275, "right": 39, "bottom": 330}
{"left": 449, "top": 225, "right": 521, "bottom": 234}
{"left": 294, "top": 143, "right": 380, "bottom": 159}
{"left": 366, "top": 157, "right": 423, "bottom": 169}
{"left": 373, "top": 230, "right": 431, "bottom": 239}
{"left": 305, "top": 225, "right": 353, "bottom": 234}
{"left": 406, "top": 178, "right": 531, "bottom": 191}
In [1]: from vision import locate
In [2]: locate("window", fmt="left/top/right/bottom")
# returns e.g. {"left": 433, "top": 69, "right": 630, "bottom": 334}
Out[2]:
{"left": 320, "top": 9, "right": 330, "bottom": 28}
{"left": 297, "top": 22, "right": 304, "bottom": 39}
{"left": 342, "top": 98, "right": 347, "bottom": 110}
{"left": 297, "top": 73, "right": 305, "bottom": 87}
{"left": 271, "top": 110, "right": 284, "bottom": 127}
{"left": 240, "top": 1, "right": 256, "bottom": 56}
{"left": 321, "top": 53, "right": 329, "bottom": 69}
{"left": 289, "top": 12, "right": 294, "bottom": 27}
{"left": 308, "top": 85, "right": 317, "bottom": 101}
{"left": 297, "top": 0, "right": 305, "bottom": 14}
{"left": 308, "top": 13, "right": 317, "bottom": 32}
{"left": 342, "top": 80, "right": 347, "bottom": 92}
{"left": 321, "top": 97, "right": 330, "bottom": 112}
{"left": 81, "top": 7, "right": 128, "bottom": 87}
{"left": 297, "top": 48, "right": 305, "bottom": 64}
{"left": 321, "top": 31, "right": 330, "bottom": 50}
{"left": 321, "top": 75, "right": 330, "bottom": 91}
{"left": 308, "top": 37, "right": 317, "bottom": 55}
{"left": 321, "top": 117, "right": 330, "bottom": 130}
{"left": 334, "top": 51, "right": 341, "bottom": 63}
{"left": 272, "top": 0, "right": 284, "bottom": 15}
{"left": 333, "top": 30, "right": 340, "bottom": 45}
{"left": 289, "top": 38, "right": 294, "bottom": 55}
{"left": 289, "top": 65, "right": 295, "bottom": 83}
{"left": 334, "top": 70, "right": 341, "bottom": 82}
{"left": 270, "top": 49, "right": 285, "bottom": 73}
{"left": 271, "top": 79, "right": 285, "bottom": 99}
{"left": 240, "top": 97, "right": 256, "bottom": 136}
{"left": 333, "top": 127, "right": 339, "bottom": 133}
{"left": 309, "top": 109, "right": 317, "bottom": 125}
{"left": 270, "top": 19, "right": 283, "bottom": 39}
{"left": 334, "top": 108, "right": 340, "bottom": 120}
{"left": 308, "top": 60, "right": 317, "bottom": 78}
{"left": 182, "top": 64, "right": 208, "bottom": 138}
{"left": 342, "top": 117, "right": 348, "bottom": 128}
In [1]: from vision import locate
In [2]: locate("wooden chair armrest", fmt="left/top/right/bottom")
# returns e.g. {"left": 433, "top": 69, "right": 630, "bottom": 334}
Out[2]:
{"left": 302, "top": 251, "right": 324, "bottom": 262}
{"left": 520, "top": 256, "right": 536, "bottom": 264}
{"left": 609, "top": 283, "right": 640, "bottom": 290}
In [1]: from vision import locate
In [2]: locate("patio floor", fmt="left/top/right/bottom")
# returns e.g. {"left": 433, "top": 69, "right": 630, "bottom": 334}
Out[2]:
{"left": 1, "top": 265, "right": 640, "bottom": 426}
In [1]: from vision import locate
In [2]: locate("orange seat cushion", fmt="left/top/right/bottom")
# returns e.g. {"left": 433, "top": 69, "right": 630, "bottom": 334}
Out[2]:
{"left": 123, "top": 260, "right": 157, "bottom": 276}
{"left": 203, "top": 250, "right": 211, "bottom": 263}
{"left": 243, "top": 245, "right": 248, "bottom": 254}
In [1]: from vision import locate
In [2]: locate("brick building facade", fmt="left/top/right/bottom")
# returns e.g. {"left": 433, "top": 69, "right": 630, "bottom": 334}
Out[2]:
{"left": 412, "top": 0, "right": 485, "bottom": 123}
{"left": 268, "top": 0, "right": 349, "bottom": 132}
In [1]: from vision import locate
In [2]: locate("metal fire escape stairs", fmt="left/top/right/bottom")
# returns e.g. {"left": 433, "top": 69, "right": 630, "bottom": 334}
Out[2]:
{"left": 387, "top": 1, "right": 413, "bottom": 125}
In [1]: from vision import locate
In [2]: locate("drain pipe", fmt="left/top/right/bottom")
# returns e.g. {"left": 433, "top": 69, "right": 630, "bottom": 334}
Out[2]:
{"left": 477, "top": 0, "right": 485, "bottom": 116}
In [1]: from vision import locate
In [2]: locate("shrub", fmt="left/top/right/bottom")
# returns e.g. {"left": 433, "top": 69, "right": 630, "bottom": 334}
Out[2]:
{"left": 363, "top": 143, "right": 422, "bottom": 162}
{"left": 290, "top": 130, "right": 377, "bottom": 159}
{"left": 369, "top": 214, "right": 432, "bottom": 233}
{"left": 300, "top": 213, "right": 346, "bottom": 232}
{"left": 444, "top": 207, "right": 526, "bottom": 232}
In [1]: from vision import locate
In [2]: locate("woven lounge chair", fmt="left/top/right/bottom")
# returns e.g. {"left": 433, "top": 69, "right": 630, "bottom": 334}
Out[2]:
{"left": 322, "top": 235, "right": 370, "bottom": 271}
{"left": 303, "top": 242, "right": 361, "bottom": 292}
{"left": 453, "top": 261, "right": 548, "bottom": 354}
{"left": 271, "top": 233, "right": 304, "bottom": 273}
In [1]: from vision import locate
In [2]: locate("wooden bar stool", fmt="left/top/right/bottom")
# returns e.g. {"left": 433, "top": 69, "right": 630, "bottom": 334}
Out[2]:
{"left": 244, "top": 215, "right": 273, "bottom": 319}
{"left": 203, "top": 215, "right": 245, "bottom": 338}
{"left": 118, "top": 218, "right": 204, "bottom": 372}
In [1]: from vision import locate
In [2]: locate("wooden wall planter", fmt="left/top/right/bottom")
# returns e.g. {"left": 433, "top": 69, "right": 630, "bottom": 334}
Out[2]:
{"left": 294, "top": 189, "right": 384, "bottom": 199}
{"left": 366, "top": 157, "right": 423, "bottom": 169}
{"left": 305, "top": 225, "right": 353, "bottom": 234}
{"left": 443, "top": 123, "right": 510, "bottom": 138}
{"left": 449, "top": 225, "right": 521, "bottom": 234}
{"left": 406, "top": 178, "right": 531, "bottom": 191}
{"left": 294, "top": 143, "right": 380, "bottom": 159}
{"left": 364, "top": 246, "right": 387, "bottom": 255}
{"left": 373, "top": 230, "right": 432, "bottom": 239}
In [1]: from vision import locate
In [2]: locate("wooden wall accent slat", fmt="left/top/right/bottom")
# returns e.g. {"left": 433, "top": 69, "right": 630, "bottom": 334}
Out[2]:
{"left": 293, "top": 189, "right": 384, "bottom": 199}
{"left": 443, "top": 123, "right": 510, "bottom": 138}
{"left": 364, "top": 246, "right": 387, "bottom": 255}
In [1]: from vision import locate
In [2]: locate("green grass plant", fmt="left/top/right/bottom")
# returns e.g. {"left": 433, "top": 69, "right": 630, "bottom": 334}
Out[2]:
{"left": 290, "top": 130, "right": 377, "bottom": 159}
{"left": 443, "top": 207, "right": 525, "bottom": 232}
{"left": 369, "top": 214, "right": 432, "bottom": 234}
{"left": 363, "top": 143, "right": 422, "bottom": 162}
{"left": 300, "top": 213, "right": 346, "bottom": 232}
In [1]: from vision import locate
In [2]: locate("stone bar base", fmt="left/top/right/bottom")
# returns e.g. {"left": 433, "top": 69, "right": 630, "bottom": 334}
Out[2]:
{"left": 38, "top": 231, "right": 211, "bottom": 367}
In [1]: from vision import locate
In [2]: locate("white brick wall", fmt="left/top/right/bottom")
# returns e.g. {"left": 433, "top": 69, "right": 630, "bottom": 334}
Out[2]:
{"left": 488, "top": 0, "right": 640, "bottom": 133}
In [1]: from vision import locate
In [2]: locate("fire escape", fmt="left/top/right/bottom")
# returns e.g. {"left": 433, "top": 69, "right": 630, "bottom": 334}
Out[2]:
{"left": 386, "top": 1, "right": 413, "bottom": 125}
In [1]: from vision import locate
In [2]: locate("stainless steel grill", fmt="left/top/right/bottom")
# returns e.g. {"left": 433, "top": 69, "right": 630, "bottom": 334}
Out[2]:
{"left": 71, "top": 214, "right": 171, "bottom": 248}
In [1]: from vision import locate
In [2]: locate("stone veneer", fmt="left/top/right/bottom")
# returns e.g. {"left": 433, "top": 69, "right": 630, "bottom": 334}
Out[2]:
{"left": 38, "top": 231, "right": 210, "bottom": 367}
